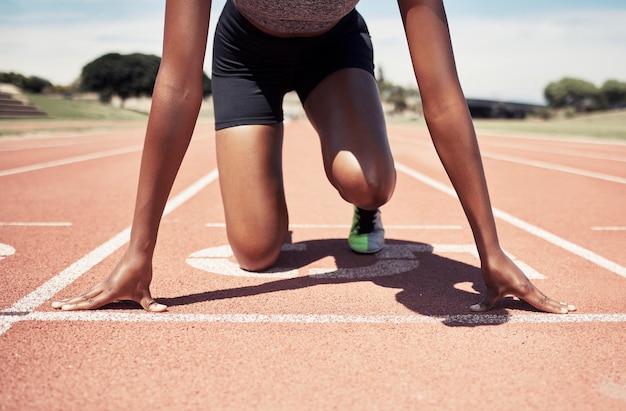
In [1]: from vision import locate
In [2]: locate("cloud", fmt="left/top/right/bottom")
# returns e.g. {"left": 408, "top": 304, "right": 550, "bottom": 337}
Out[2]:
{"left": 0, "top": 12, "right": 165, "bottom": 84}
{"left": 448, "top": 9, "right": 626, "bottom": 102}
{"left": 1, "top": 3, "right": 624, "bottom": 105}
{"left": 364, "top": 8, "right": 626, "bottom": 103}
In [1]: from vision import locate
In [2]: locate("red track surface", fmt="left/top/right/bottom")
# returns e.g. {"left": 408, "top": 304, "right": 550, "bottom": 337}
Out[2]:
{"left": 1, "top": 120, "right": 625, "bottom": 410}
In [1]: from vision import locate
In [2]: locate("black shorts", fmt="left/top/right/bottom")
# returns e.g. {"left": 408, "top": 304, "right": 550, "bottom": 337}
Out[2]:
{"left": 211, "top": 0, "right": 375, "bottom": 130}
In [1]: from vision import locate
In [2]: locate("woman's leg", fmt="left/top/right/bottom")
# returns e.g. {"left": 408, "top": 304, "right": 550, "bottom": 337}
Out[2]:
{"left": 216, "top": 123, "right": 288, "bottom": 271}
{"left": 303, "top": 68, "right": 396, "bottom": 210}
{"left": 304, "top": 68, "right": 396, "bottom": 254}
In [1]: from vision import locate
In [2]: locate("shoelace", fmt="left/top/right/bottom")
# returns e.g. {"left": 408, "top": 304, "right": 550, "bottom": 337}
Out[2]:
{"left": 355, "top": 208, "right": 378, "bottom": 234}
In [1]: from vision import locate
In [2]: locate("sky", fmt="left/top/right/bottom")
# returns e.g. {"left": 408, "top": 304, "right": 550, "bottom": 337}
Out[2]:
{"left": 1, "top": 0, "right": 625, "bottom": 104}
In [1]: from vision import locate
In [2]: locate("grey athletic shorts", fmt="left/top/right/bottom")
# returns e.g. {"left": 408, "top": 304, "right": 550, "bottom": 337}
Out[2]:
{"left": 211, "top": 0, "right": 375, "bottom": 130}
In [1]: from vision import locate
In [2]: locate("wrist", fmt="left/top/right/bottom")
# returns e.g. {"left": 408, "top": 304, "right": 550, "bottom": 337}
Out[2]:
{"left": 126, "top": 237, "right": 157, "bottom": 260}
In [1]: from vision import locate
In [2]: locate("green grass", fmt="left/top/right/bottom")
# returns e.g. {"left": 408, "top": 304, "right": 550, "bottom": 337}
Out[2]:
{"left": 0, "top": 94, "right": 148, "bottom": 137}
{"left": 472, "top": 109, "right": 626, "bottom": 141}
{"left": 26, "top": 94, "right": 148, "bottom": 120}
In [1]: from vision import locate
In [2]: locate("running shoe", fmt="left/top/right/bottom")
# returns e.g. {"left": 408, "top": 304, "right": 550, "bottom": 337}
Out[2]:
{"left": 348, "top": 206, "right": 384, "bottom": 254}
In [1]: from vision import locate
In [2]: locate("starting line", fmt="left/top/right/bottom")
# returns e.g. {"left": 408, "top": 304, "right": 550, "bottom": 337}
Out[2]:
{"left": 4, "top": 311, "right": 626, "bottom": 326}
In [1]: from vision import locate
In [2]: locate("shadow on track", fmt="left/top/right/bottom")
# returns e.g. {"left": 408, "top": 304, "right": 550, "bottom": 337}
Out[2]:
{"left": 134, "top": 237, "right": 541, "bottom": 326}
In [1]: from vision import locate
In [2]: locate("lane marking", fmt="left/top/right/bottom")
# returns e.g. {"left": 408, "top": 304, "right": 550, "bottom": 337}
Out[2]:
{"left": 206, "top": 223, "right": 462, "bottom": 230}
{"left": 592, "top": 226, "right": 626, "bottom": 231}
{"left": 0, "top": 170, "right": 219, "bottom": 336}
{"left": 392, "top": 131, "right": 626, "bottom": 150}
{"left": 479, "top": 141, "right": 626, "bottom": 163}
{"left": 391, "top": 136, "right": 626, "bottom": 184}
{"left": 480, "top": 151, "right": 626, "bottom": 184}
{"left": 0, "top": 243, "right": 16, "bottom": 261}
{"left": 473, "top": 130, "right": 626, "bottom": 146}
{"left": 395, "top": 162, "right": 626, "bottom": 279}
{"left": 0, "top": 145, "right": 143, "bottom": 177}
{"left": 0, "top": 222, "right": 72, "bottom": 227}
{"left": 0, "top": 135, "right": 136, "bottom": 152}
{"left": 11, "top": 311, "right": 626, "bottom": 325}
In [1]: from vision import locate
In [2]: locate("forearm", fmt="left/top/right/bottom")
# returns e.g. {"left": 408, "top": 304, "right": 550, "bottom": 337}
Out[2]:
{"left": 424, "top": 101, "right": 502, "bottom": 261}
{"left": 397, "top": 0, "right": 500, "bottom": 258}
{"left": 128, "top": 76, "right": 204, "bottom": 256}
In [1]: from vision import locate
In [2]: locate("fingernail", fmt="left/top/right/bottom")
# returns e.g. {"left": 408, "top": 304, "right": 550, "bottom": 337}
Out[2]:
{"left": 469, "top": 303, "right": 482, "bottom": 312}
{"left": 154, "top": 304, "right": 167, "bottom": 312}
{"left": 52, "top": 299, "right": 68, "bottom": 308}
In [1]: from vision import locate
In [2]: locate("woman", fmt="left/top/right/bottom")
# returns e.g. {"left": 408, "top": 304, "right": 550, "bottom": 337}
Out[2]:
{"left": 52, "top": 0, "right": 575, "bottom": 314}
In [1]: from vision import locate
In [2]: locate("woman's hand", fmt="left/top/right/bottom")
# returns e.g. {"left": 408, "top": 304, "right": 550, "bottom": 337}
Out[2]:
{"left": 472, "top": 250, "right": 576, "bottom": 313}
{"left": 51, "top": 252, "right": 167, "bottom": 312}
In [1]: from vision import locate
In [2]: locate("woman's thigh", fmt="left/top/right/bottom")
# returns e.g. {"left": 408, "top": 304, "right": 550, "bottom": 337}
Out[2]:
{"left": 216, "top": 123, "right": 289, "bottom": 271}
{"left": 303, "top": 68, "right": 396, "bottom": 209}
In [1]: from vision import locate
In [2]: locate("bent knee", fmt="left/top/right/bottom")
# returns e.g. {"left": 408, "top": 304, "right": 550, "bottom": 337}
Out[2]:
{"left": 331, "top": 157, "right": 396, "bottom": 208}
{"left": 229, "top": 236, "right": 284, "bottom": 272}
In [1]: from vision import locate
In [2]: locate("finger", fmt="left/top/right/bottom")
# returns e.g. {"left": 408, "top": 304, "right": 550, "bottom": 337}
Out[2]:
{"left": 472, "top": 295, "right": 576, "bottom": 314}
{"left": 51, "top": 299, "right": 70, "bottom": 309}
{"left": 562, "top": 302, "right": 577, "bottom": 312}
{"left": 51, "top": 287, "right": 104, "bottom": 309}
{"left": 140, "top": 295, "right": 167, "bottom": 313}
{"left": 517, "top": 288, "right": 576, "bottom": 314}
{"left": 59, "top": 291, "right": 112, "bottom": 311}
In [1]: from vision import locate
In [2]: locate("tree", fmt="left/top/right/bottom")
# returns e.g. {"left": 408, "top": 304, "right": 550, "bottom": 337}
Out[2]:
{"left": 0, "top": 72, "right": 52, "bottom": 93}
{"left": 544, "top": 77, "right": 599, "bottom": 112}
{"left": 599, "top": 79, "right": 626, "bottom": 108}
{"left": 80, "top": 53, "right": 159, "bottom": 103}
{"left": 80, "top": 53, "right": 211, "bottom": 103}
{"left": 376, "top": 66, "right": 419, "bottom": 114}
{"left": 23, "top": 76, "right": 53, "bottom": 93}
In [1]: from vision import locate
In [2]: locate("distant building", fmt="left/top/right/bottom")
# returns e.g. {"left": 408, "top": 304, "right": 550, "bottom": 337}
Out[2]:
{"left": 466, "top": 98, "right": 545, "bottom": 119}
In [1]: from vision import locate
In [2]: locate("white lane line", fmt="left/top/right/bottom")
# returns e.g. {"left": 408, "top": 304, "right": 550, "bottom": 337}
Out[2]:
{"left": 0, "top": 243, "right": 16, "bottom": 261}
{"left": 14, "top": 311, "right": 626, "bottom": 325}
{"left": 592, "top": 226, "right": 626, "bottom": 231}
{"left": 0, "top": 169, "right": 219, "bottom": 336}
{"left": 395, "top": 162, "right": 626, "bottom": 279}
{"left": 491, "top": 209, "right": 626, "bottom": 278}
{"left": 481, "top": 150, "right": 626, "bottom": 184}
{"left": 0, "top": 135, "right": 134, "bottom": 152}
{"left": 205, "top": 223, "right": 462, "bottom": 230}
{"left": 0, "top": 145, "right": 143, "bottom": 177}
{"left": 391, "top": 136, "right": 626, "bottom": 184}
{"left": 474, "top": 130, "right": 626, "bottom": 146}
{"left": 0, "top": 222, "right": 72, "bottom": 227}
{"left": 480, "top": 141, "right": 626, "bottom": 163}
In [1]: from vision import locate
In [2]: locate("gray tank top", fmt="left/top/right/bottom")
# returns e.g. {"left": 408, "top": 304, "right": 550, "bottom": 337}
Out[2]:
{"left": 233, "top": 0, "right": 360, "bottom": 34}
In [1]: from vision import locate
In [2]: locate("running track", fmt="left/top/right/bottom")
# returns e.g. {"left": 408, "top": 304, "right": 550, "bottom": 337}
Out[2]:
{"left": 1, "top": 119, "right": 625, "bottom": 410}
